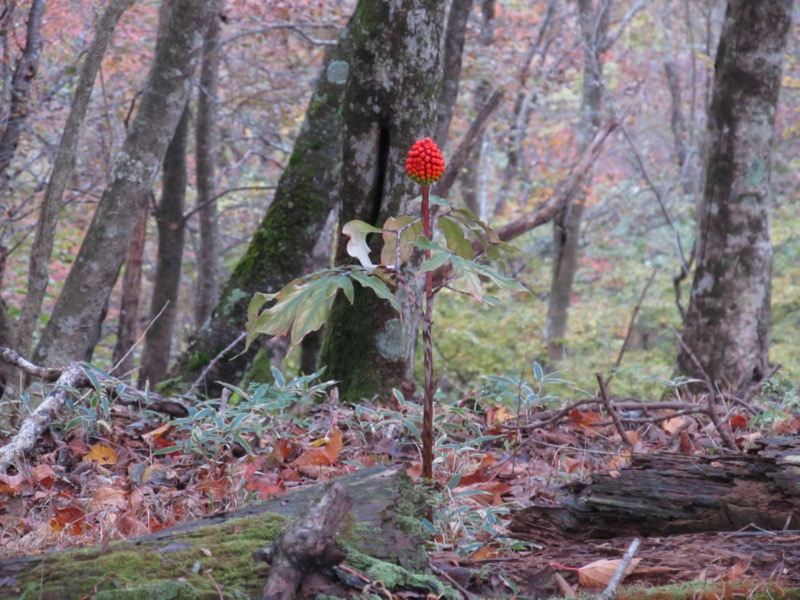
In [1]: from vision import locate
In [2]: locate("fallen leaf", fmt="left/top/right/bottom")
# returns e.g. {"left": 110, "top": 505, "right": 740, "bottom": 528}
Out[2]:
{"left": 324, "top": 428, "right": 343, "bottom": 463}
{"left": 83, "top": 443, "right": 118, "bottom": 466}
{"left": 578, "top": 557, "right": 641, "bottom": 588}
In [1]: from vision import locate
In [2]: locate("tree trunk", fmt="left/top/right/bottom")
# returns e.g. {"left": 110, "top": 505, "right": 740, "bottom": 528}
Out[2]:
{"left": 509, "top": 438, "right": 800, "bottom": 544}
{"left": 193, "top": 1, "right": 224, "bottom": 329}
{"left": 139, "top": 104, "right": 191, "bottom": 387}
{"left": 15, "top": 0, "right": 134, "bottom": 357}
{"left": 32, "top": 0, "right": 214, "bottom": 369}
{"left": 460, "top": 0, "right": 495, "bottom": 219}
{"left": 173, "top": 16, "right": 354, "bottom": 393}
{"left": 545, "top": 0, "right": 607, "bottom": 363}
{"left": 111, "top": 199, "right": 149, "bottom": 377}
{"left": 0, "top": 0, "right": 45, "bottom": 199}
{"left": 434, "top": 0, "right": 474, "bottom": 148}
{"left": 319, "top": 0, "right": 445, "bottom": 404}
{"left": 677, "top": 0, "right": 793, "bottom": 392}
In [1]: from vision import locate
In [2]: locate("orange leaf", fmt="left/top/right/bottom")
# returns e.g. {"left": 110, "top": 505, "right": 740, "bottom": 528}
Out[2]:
{"left": 729, "top": 415, "right": 749, "bottom": 430}
{"left": 271, "top": 438, "right": 295, "bottom": 462}
{"left": 291, "top": 449, "right": 333, "bottom": 467}
{"left": 324, "top": 428, "right": 343, "bottom": 463}
{"left": 578, "top": 558, "right": 640, "bottom": 588}
{"left": 50, "top": 505, "right": 86, "bottom": 534}
{"left": 83, "top": 443, "right": 118, "bottom": 466}
{"left": 142, "top": 423, "right": 173, "bottom": 440}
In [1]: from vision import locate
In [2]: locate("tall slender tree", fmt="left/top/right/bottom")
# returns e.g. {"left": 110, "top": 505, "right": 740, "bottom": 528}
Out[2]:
{"left": 545, "top": 0, "right": 609, "bottom": 362}
{"left": 15, "top": 0, "right": 134, "bottom": 357}
{"left": 32, "top": 0, "right": 214, "bottom": 368}
{"left": 678, "top": 0, "right": 793, "bottom": 392}
{"left": 138, "top": 105, "right": 191, "bottom": 385}
{"left": 193, "top": 0, "right": 225, "bottom": 329}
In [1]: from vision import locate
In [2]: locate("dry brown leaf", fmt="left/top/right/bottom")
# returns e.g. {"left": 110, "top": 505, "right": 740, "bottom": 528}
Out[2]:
{"left": 578, "top": 557, "right": 641, "bottom": 588}
{"left": 83, "top": 443, "right": 118, "bottom": 466}
{"left": 724, "top": 555, "right": 752, "bottom": 581}
{"left": 662, "top": 416, "right": 687, "bottom": 434}
{"left": 324, "top": 428, "right": 343, "bottom": 463}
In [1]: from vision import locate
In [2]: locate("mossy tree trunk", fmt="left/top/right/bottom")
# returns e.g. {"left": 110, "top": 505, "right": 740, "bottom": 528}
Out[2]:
{"left": 319, "top": 0, "right": 444, "bottom": 403}
{"left": 173, "top": 20, "right": 355, "bottom": 393}
{"left": 677, "top": 0, "right": 793, "bottom": 392}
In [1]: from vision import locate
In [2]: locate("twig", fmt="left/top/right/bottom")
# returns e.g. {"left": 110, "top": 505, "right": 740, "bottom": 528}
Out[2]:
{"left": 0, "top": 362, "right": 87, "bottom": 473}
{"left": 596, "top": 373, "right": 634, "bottom": 449}
{"left": 430, "top": 565, "right": 477, "bottom": 600}
{"left": 597, "top": 538, "right": 641, "bottom": 600}
{"left": 606, "top": 268, "right": 658, "bottom": 386}
{"left": 0, "top": 347, "right": 61, "bottom": 381}
{"left": 671, "top": 330, "right": 739, "bottom": 451}
{"left": 188, "top": 331, "right": 248, "bottom": 396}
{"left": 111, "top": 299, "right": 170, "bottom": 377}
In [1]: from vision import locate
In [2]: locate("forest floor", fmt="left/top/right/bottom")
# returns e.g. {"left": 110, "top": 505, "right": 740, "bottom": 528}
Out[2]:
{"left": 1, "top": 363, "right": 799, "bottom": 599}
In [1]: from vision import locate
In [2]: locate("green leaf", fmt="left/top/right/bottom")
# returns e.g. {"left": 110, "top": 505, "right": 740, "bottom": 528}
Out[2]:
{"left": 290, "top": 274, "right": 353, "bottom": 346}
{"left": 418, "top": 251, "right": 452, "bottom": 274}
{"left": 350, "top": 270, "right": 402, "bottom": 314}
{"left": 342, "top": 220, "right": 383, "bottom": 270}
{"left": 246, "top": 271, "right": 356, "bottom": 349}
{"left": 429, "top": 194, "right": 450, "bottom": 208}
{"left": 451, "top": 258, "right": 483, "bottom": 301}
{"left": 450, "top": 208, "right": 502, "bottom": 247}
{"left": 446, "top": 255, "right": 529, "bottom": 303}
{"left": 439, "top": 216, "right": 474, "bottom": 259}
{"left": 412, "top": 237, "right": 449, "bottom": 253}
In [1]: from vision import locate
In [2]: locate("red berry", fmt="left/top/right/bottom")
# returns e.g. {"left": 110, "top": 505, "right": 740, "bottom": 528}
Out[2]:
{"left": 405, "top": 138, "right": 445, "bottom": 185}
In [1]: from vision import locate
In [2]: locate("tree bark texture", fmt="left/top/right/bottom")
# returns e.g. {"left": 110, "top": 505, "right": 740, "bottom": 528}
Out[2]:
{"left": 15, "top": 0, "right": 134, "bottom": 357}
{"left": 319, "top": 0, "right": 445, "bottom": 404}
{"left": 509, "top": 438, "right": 800, "bottom": 545}
{"left": 32, "top": 0, "right": 214, "bottom": 369}
{"left": 545, "top": 0, "right": 607, "bottom": 363}
{"left": 139, "top": 104, "right": 191, "bottom": 386}
{"left": 111, "top": 198, "right": 149, "bottom": 377}
{"left": 0, "top": 0, "right": 45, "bottom": 199}
{"left": 677, "top": 0, "right": 793, "bottom": 392}
{"left": 193, "top": 1, "right": 224, "bottom": 329}
{"left": 174, "top": 17, "right": 354, "bottom": 393}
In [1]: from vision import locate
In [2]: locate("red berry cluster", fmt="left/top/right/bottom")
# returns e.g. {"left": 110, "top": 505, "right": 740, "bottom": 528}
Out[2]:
{"left": 405, "top": 138, "right": 445, "bottom": 185}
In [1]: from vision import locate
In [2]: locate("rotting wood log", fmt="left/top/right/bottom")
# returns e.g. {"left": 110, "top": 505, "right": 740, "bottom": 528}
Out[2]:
{"left": 0, "top": 466, "right": 429, "bottom": 599}
{"left": 510, "top": 438, "right": 800, "bottom": 545}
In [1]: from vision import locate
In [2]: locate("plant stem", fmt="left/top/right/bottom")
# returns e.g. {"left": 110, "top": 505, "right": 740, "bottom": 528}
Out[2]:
{"left": 421, "top": 184, "right": 435, "bottom": 481}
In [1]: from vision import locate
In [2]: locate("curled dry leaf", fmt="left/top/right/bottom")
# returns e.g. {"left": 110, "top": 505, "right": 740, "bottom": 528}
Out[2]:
{"left": 578, "top": 557, "right": 641, "bottom": 588}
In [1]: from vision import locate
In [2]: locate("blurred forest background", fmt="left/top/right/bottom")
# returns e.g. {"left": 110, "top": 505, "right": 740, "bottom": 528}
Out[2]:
{"left": 1, "top": 0, "right": 798, "bottom": 403}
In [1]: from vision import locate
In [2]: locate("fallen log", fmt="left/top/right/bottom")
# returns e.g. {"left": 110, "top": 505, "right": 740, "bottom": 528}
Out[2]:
{"left": 510, "top": 438, "right": 800, "bottom": 545}
{"left": 0, "top": 465, "right": 437, "bottom": 599}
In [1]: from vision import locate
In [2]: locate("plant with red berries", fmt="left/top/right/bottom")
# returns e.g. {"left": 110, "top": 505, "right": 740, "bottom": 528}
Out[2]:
{"left": 247, "top": 137, "right": 525, "bottom": 481}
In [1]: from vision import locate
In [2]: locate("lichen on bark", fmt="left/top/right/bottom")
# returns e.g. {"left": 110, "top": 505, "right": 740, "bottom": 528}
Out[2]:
{"left": 678, "top": 0, "right": 792, "bottom": 392}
